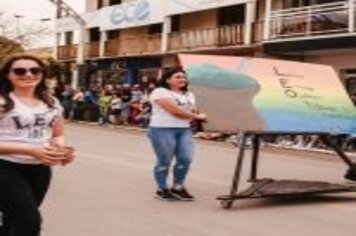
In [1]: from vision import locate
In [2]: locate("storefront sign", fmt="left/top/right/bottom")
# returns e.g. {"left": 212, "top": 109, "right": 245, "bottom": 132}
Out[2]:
{"left": 101, "top": 0, "right": 164, "bottom": 30}
{"left": 179, "top": 54, "right": 356, "bottom": 134}
{"left": 56, "top": 0, "right": 164, "bottom": 32}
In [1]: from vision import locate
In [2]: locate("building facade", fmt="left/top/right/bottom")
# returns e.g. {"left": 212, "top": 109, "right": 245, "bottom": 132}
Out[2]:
{"left": 55, "top": 0, "right": 356, "bottom": 96}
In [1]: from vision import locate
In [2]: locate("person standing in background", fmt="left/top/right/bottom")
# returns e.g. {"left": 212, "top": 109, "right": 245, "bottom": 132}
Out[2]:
{"left": 98, "top": 89, "right": 113, "bottom": 125}
{"left": 147, "top": 68, "right": 207, "bottom": 201}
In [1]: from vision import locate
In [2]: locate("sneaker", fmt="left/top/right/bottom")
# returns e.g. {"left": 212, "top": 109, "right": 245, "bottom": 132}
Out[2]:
{"left": 155, "top": 189, "right": 179, "bottom": 201}
{"left": 170, "top": 188, "right": 195, "bottom": 201}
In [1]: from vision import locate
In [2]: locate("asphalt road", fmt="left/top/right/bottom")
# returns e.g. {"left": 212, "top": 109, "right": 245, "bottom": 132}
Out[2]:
{"left": 42, "top": 123, "right": 356, "bottom": 236}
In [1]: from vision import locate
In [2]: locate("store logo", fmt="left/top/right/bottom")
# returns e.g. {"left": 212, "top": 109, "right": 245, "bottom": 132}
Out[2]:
{"left": 111, "top": 0, "right": 151, "bottom": 25}
{"left": 111, "top": 6, "right": 125, "bottom": 25}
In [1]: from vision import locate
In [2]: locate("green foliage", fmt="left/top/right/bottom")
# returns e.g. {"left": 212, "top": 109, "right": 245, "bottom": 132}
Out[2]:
{"left": 0, "top": 36, "right": 24, "bottom": 61}
{"left": 45, "top": 57, "right": 65, "bottom": 79}
{"left": 108, "top": 72, "right": 122, "bottom": 84}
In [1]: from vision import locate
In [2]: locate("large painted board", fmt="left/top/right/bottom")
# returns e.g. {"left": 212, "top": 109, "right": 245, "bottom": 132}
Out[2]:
{"left": 179, "top": 54, "right": 356, "bottom": 134}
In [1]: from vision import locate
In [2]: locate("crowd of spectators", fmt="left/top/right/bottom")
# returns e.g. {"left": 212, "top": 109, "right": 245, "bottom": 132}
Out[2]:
{"left": 56, "top": 81, "right": 156, "bottom": 128}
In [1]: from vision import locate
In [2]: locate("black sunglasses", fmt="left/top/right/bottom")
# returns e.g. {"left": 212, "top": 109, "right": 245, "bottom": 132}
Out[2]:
{"left": 11, "top": 67, "right": 44, "bottom": 76}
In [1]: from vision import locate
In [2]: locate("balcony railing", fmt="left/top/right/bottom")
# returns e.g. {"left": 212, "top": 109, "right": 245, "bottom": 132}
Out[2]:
{"left": 252, "top": 21, "right": 264, "bottom": 43}
{"left": 269, "top": 1, "right": 354, "bottom": 39}
{"left": 145, "top": 34, "right": 162, "bottom": 53}
{"left": 104, "top": 34, "right": 161, "bottom": 56}
{"left": 104, "top": 38, "right": 120, "bottom": 57}
{"left": 58, "top": 23, "right": 260, "bottom": 60}
{"left": 57, "top": 45, "right": 77, "bottom": 60}
{"left": 168, "top": 24, "right": 244, "bottom": 51}
{"left": 119, "top": 37, "right": 144, "bottom": 55}
{"left": 86, "top": 42, "right": 100, "bottom": 58}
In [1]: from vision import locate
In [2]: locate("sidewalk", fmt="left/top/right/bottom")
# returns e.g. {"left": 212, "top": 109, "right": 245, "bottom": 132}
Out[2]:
{"left": 66, "top": 120, "right": 356, "bottom": 163}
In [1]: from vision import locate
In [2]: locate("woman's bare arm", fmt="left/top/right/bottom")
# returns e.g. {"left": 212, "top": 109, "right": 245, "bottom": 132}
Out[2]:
{"left": 0, "top": 142, "right": 37, "bottom": 156}
{"left": 51, "top": 116, "right": 65, "bottom": 146}
{"left": 155, "top": 98, "right": 206, "bottom": 120}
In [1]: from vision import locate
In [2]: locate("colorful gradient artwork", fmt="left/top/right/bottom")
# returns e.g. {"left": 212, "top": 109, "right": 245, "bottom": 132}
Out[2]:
{"left": 179, "top": 54, "right": 356, "bottom": 134}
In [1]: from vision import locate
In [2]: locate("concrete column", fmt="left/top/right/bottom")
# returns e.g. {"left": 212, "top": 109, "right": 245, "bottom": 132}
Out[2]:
{"left": 72, "top": 27, "right": 86, "bottom": 89}
{"left": 99, "top": 31, "right": 107, "bottom": 57}
{"left": 349, "top": 0, "right": 354, "bottom": 33}
{"left": 161, "top": 16, "right": 172, "bottom": 52}
{"left": 263, "top": 0, "right": 272, "bottom": 40}
{"left": 244, "top": 0, "right": 257, "bottom": 45}
{"left": 77, "top": 27, "right": 86, "bottom": 64}
{"left": 54, "top": 33, "right": 61, "bottom": 60}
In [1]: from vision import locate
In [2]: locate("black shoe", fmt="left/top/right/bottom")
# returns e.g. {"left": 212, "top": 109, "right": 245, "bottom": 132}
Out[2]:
{"left": 171, "top": 188, "right": 195, "bottom": 201}
{"left": 155, "top": 189, "right": 179, "bottom": 201}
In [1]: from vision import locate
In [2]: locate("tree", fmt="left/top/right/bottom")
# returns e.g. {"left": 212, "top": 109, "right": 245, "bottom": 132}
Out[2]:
{"left": 0, "top": 12, "right": 52, "bottom": 49}
{"left": 46, "top": 57, "right": 65, "bottom": 79}
{"left": 0, "top": 36, "right": 24, "bottom": 61}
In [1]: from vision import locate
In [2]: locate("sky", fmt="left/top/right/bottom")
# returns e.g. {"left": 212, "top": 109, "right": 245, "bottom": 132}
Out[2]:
{"left": 0, "top": 0, "right": 85, "bottom": 19}
{"left": 0, "top": 0, "right": 85, "bottom": 48}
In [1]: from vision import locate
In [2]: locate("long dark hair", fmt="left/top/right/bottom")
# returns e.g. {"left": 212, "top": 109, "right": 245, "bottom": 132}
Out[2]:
{"left": 157, "top": 67, "right": 189, "bottom": 93}
{"left": 0, "top": 54, "right": 54, "bottom": 112}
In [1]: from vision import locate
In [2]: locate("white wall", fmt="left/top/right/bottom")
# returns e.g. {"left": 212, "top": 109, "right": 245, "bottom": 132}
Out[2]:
{"left": 168, "top": 0, "right": 249, "bottom": 15}
{"left": 60, "top": 0, "right": 251, "bottom": 32}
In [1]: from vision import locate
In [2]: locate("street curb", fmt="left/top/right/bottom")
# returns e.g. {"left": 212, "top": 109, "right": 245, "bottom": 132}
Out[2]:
{"left": 67, "top": 120, "right": 356, "bottom": 160}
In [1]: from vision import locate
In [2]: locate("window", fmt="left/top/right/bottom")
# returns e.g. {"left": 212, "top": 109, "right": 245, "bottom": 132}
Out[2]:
{"left": 148, "top": 24, "right": 163, "bottom": 34}
{"left": 285, "top": 0, "right": 315, "bottom": 8}
{"left": 317, "top": 0, "right": 344, "bottom": 4}
{"left": 218, "top": 4, "right": 245, "bottom": 26}
{"left": 171, "top": 15, "right": 181, "bottom": 32}
{"left": 109, "top": 0, "right": 122, "bottom": 6}
{"left": 89, "top": 28, "right": 101, "bottom": 42}
{"left": 64, "top": 31, "right": 73, "bottom": 45}
{"left": 97, "top": 0, "right": 104, "bottom": 9}
{"left": 107, "top": 30, "right": 120, "bottom": 40}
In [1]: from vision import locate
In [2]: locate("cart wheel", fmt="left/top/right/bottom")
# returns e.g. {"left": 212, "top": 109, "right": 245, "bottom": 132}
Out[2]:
{"left": 220, "top": 200, "right": 233, "bottom": 209}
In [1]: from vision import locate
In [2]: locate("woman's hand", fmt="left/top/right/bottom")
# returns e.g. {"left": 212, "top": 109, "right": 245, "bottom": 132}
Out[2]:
{"left": 194, "top": 112, "right": 207, "bottom": 121}
{"left": 27, "top": 145, "right": 68, "bottom": 166}
{"left": 60, "top": 146, "right": 76, "bottom": 166}
{"left": 48, "top": 143, "right": 76, "bottom": 166}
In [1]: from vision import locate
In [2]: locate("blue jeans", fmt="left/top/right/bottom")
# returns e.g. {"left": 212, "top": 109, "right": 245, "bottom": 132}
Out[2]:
{"left": 147, "top": 127, "right": 193, "bottom": 190}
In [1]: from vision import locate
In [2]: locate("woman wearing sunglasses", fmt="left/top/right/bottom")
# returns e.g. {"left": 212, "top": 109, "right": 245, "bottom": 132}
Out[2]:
{"left": 0, "top": 54, "right": 75, "bottom": 236}
{"left": 148, "top": 68, "right": 207, "bottom": 201}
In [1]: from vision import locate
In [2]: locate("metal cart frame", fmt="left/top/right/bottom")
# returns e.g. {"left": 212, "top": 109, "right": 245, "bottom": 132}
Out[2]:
{"left": 217, "top": 131, "right": 356, "bottom": 209}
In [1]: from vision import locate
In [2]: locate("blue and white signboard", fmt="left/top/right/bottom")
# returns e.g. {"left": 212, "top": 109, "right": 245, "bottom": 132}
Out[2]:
{"left": 101, "top": 0, "right": 165, "bottom": 30}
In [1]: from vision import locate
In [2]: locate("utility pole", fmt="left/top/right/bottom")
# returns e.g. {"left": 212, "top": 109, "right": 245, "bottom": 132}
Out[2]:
{"left": 14, "top": 14, "right": 25, "bottom": 43}
{"left": 47, "top": 0, "right": 86, "bottom": 88}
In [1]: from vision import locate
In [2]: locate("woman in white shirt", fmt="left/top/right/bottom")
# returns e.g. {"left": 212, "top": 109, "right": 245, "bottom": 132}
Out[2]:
{"left": 148, "top": 68, "right": 207, "bottom": 201}
{"left": 0, "top": 54, "right": 75, "bottom": 236}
